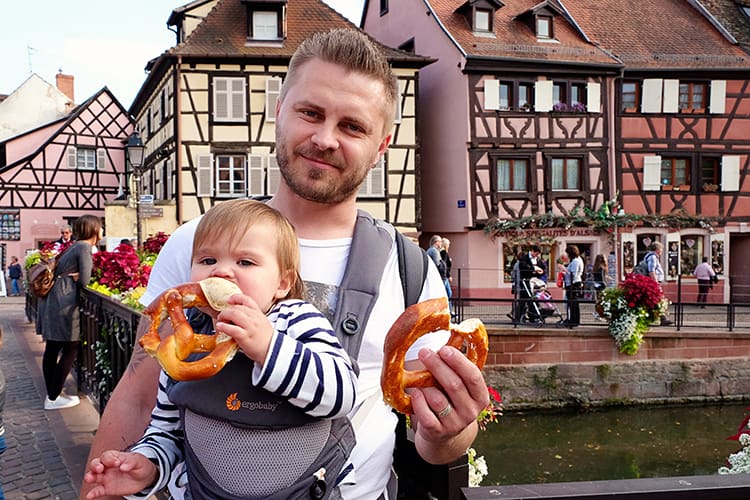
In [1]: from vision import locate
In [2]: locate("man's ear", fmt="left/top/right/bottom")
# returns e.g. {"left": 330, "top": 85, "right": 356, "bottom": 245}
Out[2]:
{"left": 378, "top": 134, "right": 392, "bottom": 157}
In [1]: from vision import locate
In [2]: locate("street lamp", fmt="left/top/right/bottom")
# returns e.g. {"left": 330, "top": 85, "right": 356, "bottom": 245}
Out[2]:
{"left": 126, "top": 131, "right": 145, "bottom": 248}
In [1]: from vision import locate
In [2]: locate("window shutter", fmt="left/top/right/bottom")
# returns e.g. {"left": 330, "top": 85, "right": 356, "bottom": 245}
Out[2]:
{"left": 710, "top": 80, "right": 726, "bottom": 114}
{"left": 484, "top": 79, "right": 499, "bottom": 111}
{"left": 96, "top": 148, "right": 107, "bottom": 169}
{"left": 67, "top": 146, "right": 77, "bottom": 168}
{"left": 214, "top": 78, "right": 228, "bottom": 120}
{"left": 534, "top": 80, "right": 553, "bottom": 112}
{"left": 662, "top": 79, "right": 679, "bottom": 113}
{"left": 166, "top": 159, "right": 173, "bottom": 199}
{"left": 643, "top": 155, "right": 662, "bottom": 191}
{"left": 394, "top": 84, "right": 402, "bottom": 124}
{"left": 268, "top": 154, "right": 280, "bottom": 194}
{"left": 721, "top": 155, "right": 740, "bottom": 191}
{"left": 231, "top": 79, "right": 246, "bottom": 120}
{"left": 248, "top": 154, "right": 265, "bottom": 196}
{"left": 155, "top": 164, "right": 164, "bottom": 200}
{"left": 586, "top": 82, "right": 601, "bottom": 113}
{"left": 197, "top": 154, "right": 213, "bottom": 197}
{"left": 265, "top": 77, "right": 281, "bottom": 123}
{"left": 641, "top": 79, "right": 663, "bottom": 113}
{"left": 152, "top": 102, "right": 160, "bottom": 125}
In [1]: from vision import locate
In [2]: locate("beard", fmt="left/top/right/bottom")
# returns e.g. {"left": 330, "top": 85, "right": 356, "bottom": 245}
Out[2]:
{"left": 275, "top": 130, "right": 374, "bottom": 205}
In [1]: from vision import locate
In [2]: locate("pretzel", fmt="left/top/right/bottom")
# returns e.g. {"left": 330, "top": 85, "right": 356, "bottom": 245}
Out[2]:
{"left": 139, "top": 278, "right": 241, "bottom": 381}
{"left": 381, "top": 297, "right": 488, "bottom": 415}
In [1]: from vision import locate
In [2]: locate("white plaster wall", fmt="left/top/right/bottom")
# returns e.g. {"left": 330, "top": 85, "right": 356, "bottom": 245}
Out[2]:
{"left": 0, "top": 74, "right": 72, "bottom": 141}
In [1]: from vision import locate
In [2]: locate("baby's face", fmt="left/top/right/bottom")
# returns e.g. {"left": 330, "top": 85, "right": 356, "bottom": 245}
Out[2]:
{"left": 190, "top": 223, "right": 291, "bottom": 313}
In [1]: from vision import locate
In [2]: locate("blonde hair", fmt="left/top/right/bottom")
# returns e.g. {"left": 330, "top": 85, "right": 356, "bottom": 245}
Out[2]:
{"left": 193, "top": 200, "right": 304, "bottom": 300}
{"left": 280, "top": 28, "right": 398, "bottom": 133}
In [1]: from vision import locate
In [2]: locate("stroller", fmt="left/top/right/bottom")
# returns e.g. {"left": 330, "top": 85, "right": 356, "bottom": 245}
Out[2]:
{"left": 522, "top": 277, "right": 564, "bottom": 326}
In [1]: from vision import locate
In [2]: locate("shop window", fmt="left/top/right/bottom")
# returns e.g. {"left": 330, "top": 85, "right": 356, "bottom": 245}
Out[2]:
{"left": 679, "top": 236, "right": 703, "bottom": 278}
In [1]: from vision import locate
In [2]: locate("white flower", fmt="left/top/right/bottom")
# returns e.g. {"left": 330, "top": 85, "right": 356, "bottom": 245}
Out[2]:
{"left": 467, "top": 447, "right": 489, "bottom": 487}
{"left": 719, "top": 433, "right": 750, "bottom": 474}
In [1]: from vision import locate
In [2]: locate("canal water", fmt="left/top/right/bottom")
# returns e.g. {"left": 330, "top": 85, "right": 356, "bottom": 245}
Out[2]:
{"left": 474, "top": 401, "right": 749, "bottom": 486}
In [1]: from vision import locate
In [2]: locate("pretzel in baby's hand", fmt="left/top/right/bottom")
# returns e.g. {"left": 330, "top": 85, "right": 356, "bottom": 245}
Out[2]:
{"left": 140, "top": 277, "right": 241, "bottom": 381}
{"left": 380, "top": 296, "right": 488, "bottom": 414}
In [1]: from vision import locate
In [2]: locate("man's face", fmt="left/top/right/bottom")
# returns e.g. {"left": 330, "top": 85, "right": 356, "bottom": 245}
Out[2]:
{"left": 274, "top": 58, "right": 391, "bottom": 204}
{"left": 61, "top": 229, "right": 72, "bottom": 240}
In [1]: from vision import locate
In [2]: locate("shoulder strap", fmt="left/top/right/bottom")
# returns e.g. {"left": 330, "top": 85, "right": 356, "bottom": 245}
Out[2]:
{"left": 331, "top": 211, "right": 428, "bottom": 366}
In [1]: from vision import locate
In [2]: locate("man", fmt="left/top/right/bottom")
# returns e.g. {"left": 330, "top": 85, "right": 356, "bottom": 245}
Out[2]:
{"left": 644, "top": 241, "right": 673, "bottom": 326}
{"left": 56, "top": 225, "right": 73, "bottom": 245}
{"left": 426, "top": 234, "right": 446, "bottom": 281}
{"left": 82, "top": 29, "right": 488, "bottom": 500}
{"left": 514, "top": 244, "right": 544, "bottom": 322}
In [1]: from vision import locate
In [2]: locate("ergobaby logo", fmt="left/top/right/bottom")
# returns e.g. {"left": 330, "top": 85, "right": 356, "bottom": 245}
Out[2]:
{"left": 225, "top": 392, "right": 279, "bottom": 412}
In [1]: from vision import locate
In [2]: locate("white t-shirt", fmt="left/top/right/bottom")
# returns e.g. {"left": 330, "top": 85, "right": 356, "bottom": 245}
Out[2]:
{"left": 140, "top": 215, "right": 448, "bottom": 499}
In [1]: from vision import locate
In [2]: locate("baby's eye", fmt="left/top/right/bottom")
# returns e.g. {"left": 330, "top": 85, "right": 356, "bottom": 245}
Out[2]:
{"left": 198, "top": 257, "right": 217, "bottom": 265}
{"left": 238, "top": 259, "right": 255, "bottom": 267}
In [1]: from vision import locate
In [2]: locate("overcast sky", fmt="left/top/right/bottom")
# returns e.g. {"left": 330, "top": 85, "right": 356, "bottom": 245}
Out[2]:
{"left": 0, "top": 0, "right": 364, "bottom": 108}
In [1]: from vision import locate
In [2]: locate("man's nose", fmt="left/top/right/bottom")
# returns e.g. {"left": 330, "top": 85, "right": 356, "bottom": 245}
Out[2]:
{"left": 311, "top": 123, "right": 339, "bottom": 151}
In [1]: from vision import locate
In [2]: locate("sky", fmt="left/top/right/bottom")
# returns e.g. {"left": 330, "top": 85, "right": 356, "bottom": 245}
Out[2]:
{"left": 0, "top": 0, "right": 364, "bottom": 109}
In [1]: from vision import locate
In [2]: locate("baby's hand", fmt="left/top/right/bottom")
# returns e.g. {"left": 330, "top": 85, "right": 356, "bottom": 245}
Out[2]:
{"left": 215, "top": 295, "right": 275, "bottom": 363}
{"left": 84, "top": 450, "right": 158, "bottom": 499}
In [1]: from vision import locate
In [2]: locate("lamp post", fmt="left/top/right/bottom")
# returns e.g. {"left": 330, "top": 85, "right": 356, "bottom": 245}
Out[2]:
{"left": 126, "top": 131, "right": 145, "bottom": 249}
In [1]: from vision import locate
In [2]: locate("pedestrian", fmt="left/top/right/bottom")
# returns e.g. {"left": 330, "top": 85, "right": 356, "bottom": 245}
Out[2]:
{"left": 55, "top": 225, "right": 75, "bottom": 251}
{"left": 0, "top": 328, "right": 6, "bottom": 500}
{"left": 39, "top": 214, "right": 102, "bottom": 410}
{"left": 591, "top": 254, "right": 608, "bottom": 321}
{"left": 82, "top": 28, "right": 488, "bottom": 500}
{"left": 560, "top": 245, "right": 584, "bottom": 327}
{"left": 441, "top": 237, "right": 455, "bottom": 317}
{"left": 515, "top": 244, "right": 544, "bottom": 322}
{"left": 84, "top": 199, "right": 357, "bottom": 499}
{"left": 642, "top": 241, "right": 674, "bottom": 326}
{"left": 426, "top": 234, "right": 447, "bottom": 280}
{"left": 7, "top": 256, "right": 22, "bottom": 296}
{"left": 693, "top": 256, "right": 716, "bottom": 307}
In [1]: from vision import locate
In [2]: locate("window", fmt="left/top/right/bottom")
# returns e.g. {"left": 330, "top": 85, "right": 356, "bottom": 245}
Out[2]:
{"left": 216, "top": 154, "right": 247, "bottom": 197}
{"left": 499, "top": 83, "right": 511, "bottom": 110}
{"left": 67, "top": 146, "right": 105, "bottom": 170}
{"left": 213, "top": 77, "right": 246, "bottom": 122}
{"left": 475, "top": 9, "right": 492, "bottom": 32}
{"left": 701, "top": 157, "right": 720, "bottom": 191}
{"left": 252, "top": 11, "right": 278, "bottom": 40}
{"left": 358, "top": 155, "right": 386, "bottom": 197}
{"left": 660, "top": 157, "right": 690, "bottom": 187}
{"left": 679, "top": 82, "right": 707, "bottom": 113}
{"left": 551, "top": 158, "right": 580, "bottom": 190}
{"left": 553, "top": 83, "right": 565, "bottom": 106}
{"left": 570, "top": 83, "right": 586, "bottom": 106}
{"left": 160, "top": 87, "right": 169, "bottom": 124}
{"left": 485, "top": 80, "right": 535, "bottom": 112}
{"left": 0, "top": 209, "right": 20, "bottom": 241}
{"left": 518, "top": 83, "right": 533, "bottom": 111}
{"left": 536, "top": 16, "right": 552, "bottom": 38}
{"left": 622, "top": 81, "right": 640, "bottom": 112}
{"left": 380, "top": 0, "right": 388, "bottom": 15}
{"left": 680, "top": 236, "right": 703, "bottom": 278}
{"left": 497, "top": 159, "right": 528, "bottom": 191}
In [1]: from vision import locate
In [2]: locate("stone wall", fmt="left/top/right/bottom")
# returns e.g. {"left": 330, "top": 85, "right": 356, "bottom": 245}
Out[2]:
{"left": 482, "top": 327, "right": 750, "bottom": 410}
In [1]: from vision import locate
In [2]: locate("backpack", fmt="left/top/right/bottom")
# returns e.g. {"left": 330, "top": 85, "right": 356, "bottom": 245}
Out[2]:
{"left": 632, "top": 252, "right": 654, "bottom": 276}
{"left": 28, "top": 250, "right": 66, "bottom": 298}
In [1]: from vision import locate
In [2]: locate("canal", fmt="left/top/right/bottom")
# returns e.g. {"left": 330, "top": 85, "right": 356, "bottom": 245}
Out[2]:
{"left": 474, "top": 401, "right": 749, "bottom": 486}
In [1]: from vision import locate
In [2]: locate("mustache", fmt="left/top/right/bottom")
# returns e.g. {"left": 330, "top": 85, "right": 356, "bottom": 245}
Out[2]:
{"left": 294, "top": 146, "right": 344, "bottom": 170}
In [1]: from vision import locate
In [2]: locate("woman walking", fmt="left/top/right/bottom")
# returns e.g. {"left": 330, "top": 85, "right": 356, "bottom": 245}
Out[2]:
{"left": 560, "top": 245, "right": 584, "bottom": 327}
{"left": 39, "top": 215, "right": 102, "bottom": 410}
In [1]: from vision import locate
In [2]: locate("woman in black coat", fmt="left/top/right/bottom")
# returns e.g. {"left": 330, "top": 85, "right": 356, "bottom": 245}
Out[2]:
{"left": 38, "top": 215, "right": 102, "bottom": 410}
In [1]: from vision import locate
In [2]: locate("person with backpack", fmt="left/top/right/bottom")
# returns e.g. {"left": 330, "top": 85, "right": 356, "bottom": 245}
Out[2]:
{"left": 7, "top": 257, "right": 22, "bottom": 296}
{"left": 82, "top": 29, "right": 489, "bottom": 500}
{"left": 84, "top": 200, "right": 357, "bottom": 499}
{"left": 639, "top": 241, "right": 674, "bottom": 326}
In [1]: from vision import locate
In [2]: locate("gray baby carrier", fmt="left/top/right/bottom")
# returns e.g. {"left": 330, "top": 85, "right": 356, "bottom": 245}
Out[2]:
{"left": 167, "top": 211, "right": 427, "bottom": 500}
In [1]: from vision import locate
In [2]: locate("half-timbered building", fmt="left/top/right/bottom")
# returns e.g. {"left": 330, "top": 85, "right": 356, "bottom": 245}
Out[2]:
{"left": 0, "top": 82, "right": 132, "bottom": 269}
{"left": 364, "top": 0, "right": 750, "bottom": 302}
{"left": 128, "top": 0, "right": 431, "bottom": 236}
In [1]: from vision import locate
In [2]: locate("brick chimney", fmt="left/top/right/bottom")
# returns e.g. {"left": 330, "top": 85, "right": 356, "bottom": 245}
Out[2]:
{"left": 56, "top": 72, "right": 75, "bottom": 103}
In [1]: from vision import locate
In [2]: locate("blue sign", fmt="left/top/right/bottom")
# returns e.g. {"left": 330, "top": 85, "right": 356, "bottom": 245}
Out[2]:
{"left": 457, "top": 200, "right": 466, "bottom": 208}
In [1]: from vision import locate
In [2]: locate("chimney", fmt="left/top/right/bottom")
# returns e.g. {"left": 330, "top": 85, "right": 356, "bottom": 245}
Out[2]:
{"left": 56, "top": 71, "right": 75, "bottom": 103}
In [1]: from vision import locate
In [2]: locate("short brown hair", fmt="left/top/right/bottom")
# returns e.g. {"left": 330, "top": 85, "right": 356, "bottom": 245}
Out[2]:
{"left": 280, "top": 28, "right": 398, "bottom": 133}
{"left": 193, "top": 200, "right": 303, "bottom": 300}
{"left": 73, "top": 215, "right": 102, "bottom": 241}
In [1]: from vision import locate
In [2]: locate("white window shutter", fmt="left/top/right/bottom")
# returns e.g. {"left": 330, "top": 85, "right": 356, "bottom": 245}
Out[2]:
{"left": 535, "top": 80, "right": 553, "bottom": 112}
{"left": 484, "top": 80, "right": 499, "bottom": 111}
{"left": 166, "top": 159, "right": 173, "bottom": 199}
{"left": 643, "top": 155, "right": 662, "bottom": 191}
{"left": 710, "top": 80, "right": 726, "bottom": 114}
{"left": 231, "top": 79, "right": 246, "bottom": 120}
{"left": 662, "top": 79, "right": 679, "bottom": 113}
{"left": 268, "top": 154, "right": 281, "bottom": 194}
{"left": 214, "top": 78, "right": 228, "bottom": 120}
{"left": 641, "top": 79, "right": 663, "bottom": 113}
{"left": 67, "top": 146, "right": 77, "bottom": 168}
{"left": 155, "top": 164, "right": 164, "bottom": 199}
{"left": 265, "top": 77, "right": 281, "bottom": 123}
{"left": 96, "top": 148, "right": 107, "bottom": 169}
{"left": 197, "top": 154, "right": 213, "bottom": 197}
{"left": 721, "top": 155, "right": 740, "bottom": 191}
{"left": 394, "top": 86, "right": 402, "bottom": 124}
{"left": 586, "top": 82, "right": 601, "bottom": 113}
{"left": 248, "top": 154, "right": 265, "bottom": 196}
{"left": 370, "top": 156, "right": 385, "bottom": 196}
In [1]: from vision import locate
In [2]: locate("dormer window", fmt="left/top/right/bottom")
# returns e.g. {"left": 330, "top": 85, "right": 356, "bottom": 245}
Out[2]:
{"left": 455, "top": 0, "right": 503, "bottom": 34}
{"left": 242, "top": 0, "right": 286, "bottom": 42}
{"left": 536, "top": 15, "right": 552, "bottom": 39}
{"left": 476, "top": 9, "right": 492, "bottom": 32}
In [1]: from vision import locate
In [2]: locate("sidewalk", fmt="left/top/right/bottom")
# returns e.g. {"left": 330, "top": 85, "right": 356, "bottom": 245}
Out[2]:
{"left": 1, "top": 295, "right": 99, "bottom": 500}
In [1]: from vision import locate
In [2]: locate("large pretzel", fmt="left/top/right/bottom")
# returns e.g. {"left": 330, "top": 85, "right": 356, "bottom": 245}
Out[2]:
{"left": 140, "top": 278, "right": 241, "bottom": 381}
{"left": 381, "top": 297, "right": 488, "bottom": 415}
